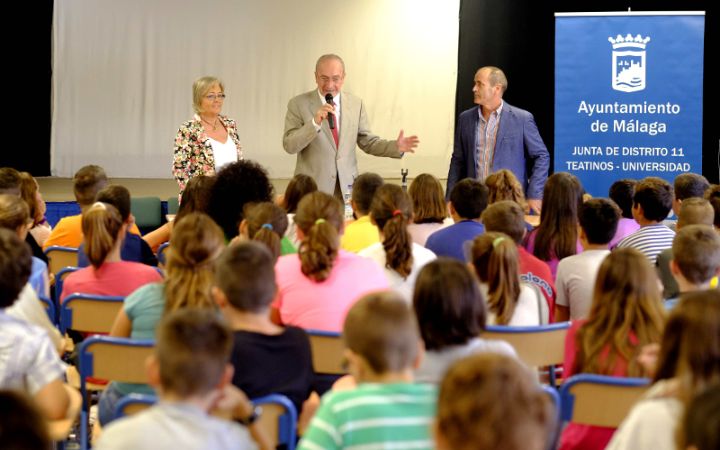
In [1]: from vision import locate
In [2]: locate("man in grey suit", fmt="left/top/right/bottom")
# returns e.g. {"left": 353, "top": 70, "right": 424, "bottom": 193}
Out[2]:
{"left": 283, "top": 54, "right": 419, "bottom": 199}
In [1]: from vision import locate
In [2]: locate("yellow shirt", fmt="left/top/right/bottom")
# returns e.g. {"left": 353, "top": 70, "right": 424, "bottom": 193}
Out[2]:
{"left": 43, "top": 214, "right": 141, "bottom": 249}
{"left": 340, "top": 215, "right": 380, "bottom": 253}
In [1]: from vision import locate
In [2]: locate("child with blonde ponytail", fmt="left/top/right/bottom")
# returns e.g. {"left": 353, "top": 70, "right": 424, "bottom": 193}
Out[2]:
{"left": 470, "top": 232, "right": 548, "bottom": 326}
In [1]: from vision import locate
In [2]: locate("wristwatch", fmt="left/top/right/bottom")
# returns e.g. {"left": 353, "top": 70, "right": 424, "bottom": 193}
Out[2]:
{"left": 235, "top": 403, "right": 262, "bottom": 426}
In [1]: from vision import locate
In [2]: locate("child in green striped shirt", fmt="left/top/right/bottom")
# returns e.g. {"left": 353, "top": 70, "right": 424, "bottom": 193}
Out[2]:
{"left": 299, "top": 291, "right": 436, "bottom": 450}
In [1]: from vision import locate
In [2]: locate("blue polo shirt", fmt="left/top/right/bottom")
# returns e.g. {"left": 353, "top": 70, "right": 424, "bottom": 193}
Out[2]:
{"left": 425, "top": 220, "right": 485, "bottom": 261}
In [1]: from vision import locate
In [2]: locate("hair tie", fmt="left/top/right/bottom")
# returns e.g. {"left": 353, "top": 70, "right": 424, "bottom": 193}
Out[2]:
{"left": 315, "top": 218, "right": 326, "bottom": 225}
{"left": 392, "top": 209, "right": 402, "bottom": 217}
{"left": 91, "top": 202, "right": 107, "bottom": 210}
{"left": 261, "top": 223, "right": 273, "bottom": 230}
{"left": 492, "top": 236, "right": 506, "bottom": 248}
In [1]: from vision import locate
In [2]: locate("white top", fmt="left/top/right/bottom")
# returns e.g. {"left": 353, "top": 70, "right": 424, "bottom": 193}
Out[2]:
{"left": 415, "top": 337, "right": 517, "bottom": 384}
{"left": 555, "top": 249, "right": 610, "bottom": 320}
{"left": 6, "top": 283, "right": 63, "bottom": 351}
{"left": 96, "top": 402, "right": 257, "bottom": 450}
{"left": 0, "top": 311, "right": 66, "bottom": 395}
{"left": 359, "top": 242, "right": 437, "bottom": 302}
{"left": 407, "top": 217, "right": 453, "bottom": 247}
{"left": 210, "top": 135, "right": 238, "bottom": 171}
{"left": 606, "top": 380, "right": 683, "bottom": 450}
{"left": 482, "top": 282, "right": 549, "bottom": 326}
{"left": 285, "top": 213, "right": 300, "bottom": 247}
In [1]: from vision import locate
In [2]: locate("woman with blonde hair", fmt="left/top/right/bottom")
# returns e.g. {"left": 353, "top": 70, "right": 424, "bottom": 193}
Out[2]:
{"left": 273, "top": 192, "right": 388, "bottom": 332}
{"left": 60, "top": 202, "right": 162, "bottom": 304}
{"left": 470, "top": 231, "right": 548, "bottom": 325}
{"left": 100, "top": 212, "right": 225, "bottom": 425}
{"left": 608, "top": 290, "right": 720, "bottom": 450}
{"left": 172, "top": 76, "right": 242, "bottom": 197}
{"left": 560, "top": 248, "right": 666, "bottom": 450}
{"left": 407, "top": 173, "right": 450, "bottom": 246}
{"left": 359, "top": 184, "right": 436, "bottom": 301}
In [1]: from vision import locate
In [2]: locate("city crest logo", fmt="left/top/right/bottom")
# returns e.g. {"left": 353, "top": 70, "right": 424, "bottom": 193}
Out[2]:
{"left": 608, "top": 34, "right": 651, "bottom": 93}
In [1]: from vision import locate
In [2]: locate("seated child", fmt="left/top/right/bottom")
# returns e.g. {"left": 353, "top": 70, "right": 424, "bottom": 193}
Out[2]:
{"left": 96, "top": 309, "right": 264, "bottom": 450}
{"left": 340, "top": 172, "right": 383, "bottom": 253}
{"left": 299, "top": 291, "right": 435, "bottom": 449}
{"left": 0, "top": 228, "right": 69, "bottom": 420}
{"left": 435, "top": 352, "right": 555, "bottom": 450}
{"left": 214, "top": 241, "right": 313, "bottom": 414}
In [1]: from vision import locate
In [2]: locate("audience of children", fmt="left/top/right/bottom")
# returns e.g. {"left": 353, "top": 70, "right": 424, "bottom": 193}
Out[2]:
{"left": 413, "top": 259, "right": 515, "bottom": 383}
{"left": 607, "top": 290, "right": 720, "bottom": 450}
{"left": 99, "top": 212, "right": 225, "bottom": 425}
{"left": 299, "top": 291, "right": 436, "bottom": 450}
{"left": 281, "top": 173, "right": 318, "bottom": 247}
{"left": 524, "top": 172, "right": 584, "bottom": 278}
{"left": 616, "top": 176, "right": 676, "bottom": 264}
{"left": 470, "top": 232, "right": 549, "bottom": 326}
{"left": 406, "top": 173, "right": 450, "bottom": 246}
{"left": 671, "top": 173, "right": 710, "bottom": 224}
{"left": 555, "top": 198, "right": 620, "bottom": 321}
{"left": 214, "top": 241, "right": 313, "bottom": 415}
{"left": 656, "top": 198, "right": 715, "bottom": 300}
{"left": 273, "top": 191, "right": 388, "bottom": 332}
{"left": 608, "top": 179, "right": 641, "bottom": 248}
{"left": 96, "top": 309, "right": 264, "bottom": 450}
{"left": 0, "top": 229, "right": 70, "bottom": 421}
{"left": 482, "top": 200, "right": 556, "bottom": 313}
{"left": 560, "top": 248, "right": 666, "bottom": 450}
{"left": 435, "top": 352, "right": 555, "bottom": 450}
{"left": 339, "top": 172, "right": 383, "bottom": 252}
{"left": 425, "top": 178, "right": 488, "bottom": 260}
{"left": 359, "top": 184, "right": 436, "bottom": 301}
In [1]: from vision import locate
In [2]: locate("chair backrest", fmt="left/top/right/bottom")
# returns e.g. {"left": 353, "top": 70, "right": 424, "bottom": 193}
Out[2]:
{"left": 55, "top": 266, "right": 80, "bottom": 304}
{"left": 38, "top": 294, "right": 56, "bottom": 325}
{"left": 114, "top": 393, "right": 157, "bottom": 420}
{"left": 542, "top": 385, "right": 562, "bottom": 450}
{"left": 78, "top": 336, "right": 155, "bottom": 404}
{"left": 559, "top": 374, "right": 650, "bottom": 428}
{"left": 167, "top": 196, "right": 180, "bottom": 215}
{"left": 306, "top": 329, "right": 346, "bottom": 375}
{"left": 484, "top": 322, "right": 570, "bottom": 386}
{"left": 253, "top": 394, "right": 298, "bottom": 450}
{"left": 131, "top": 196, "right": 162, "bottom": 232}
{"left": 157, "top": 241, "right": 170, "bottom": 267}
{"left": 44, "top": 246, "right": 79, "bottom": 276}
{"left": 59, "top": 293, "right": 124, "bottom": 334}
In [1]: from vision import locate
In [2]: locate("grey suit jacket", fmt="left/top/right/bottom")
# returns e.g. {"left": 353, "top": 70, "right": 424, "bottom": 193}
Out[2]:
{"left": 283, "top": 90, "right": 401, "bottom": 197}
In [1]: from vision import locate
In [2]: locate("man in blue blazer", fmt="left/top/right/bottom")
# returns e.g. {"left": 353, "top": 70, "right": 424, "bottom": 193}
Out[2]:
{"left": 447, "top": 66, "right": 549, "bottom": 213}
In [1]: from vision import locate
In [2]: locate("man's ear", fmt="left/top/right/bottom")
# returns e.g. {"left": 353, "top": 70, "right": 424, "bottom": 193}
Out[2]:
{"left": 238, "top": 219, "right": 249, "bottom": 238}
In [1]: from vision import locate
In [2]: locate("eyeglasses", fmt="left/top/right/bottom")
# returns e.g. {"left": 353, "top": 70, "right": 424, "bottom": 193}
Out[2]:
{"left": 205, "top": 94, "right": 226, "bottom": 101}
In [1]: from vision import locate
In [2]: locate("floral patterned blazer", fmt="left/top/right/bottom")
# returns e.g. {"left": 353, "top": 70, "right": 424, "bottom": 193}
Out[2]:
{"left": 172, "top": 114, "right": 243, "bottom": 195}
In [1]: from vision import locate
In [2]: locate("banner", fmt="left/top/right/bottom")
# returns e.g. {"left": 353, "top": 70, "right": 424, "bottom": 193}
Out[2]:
{"left": 554, "top": 12, "right": 705, "bottom": 197}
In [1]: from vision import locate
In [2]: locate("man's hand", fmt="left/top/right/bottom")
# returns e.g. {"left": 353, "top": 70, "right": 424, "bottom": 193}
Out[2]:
{"left": 396, "top": 130, "right": 419, "bottom": 153}
{"left": 527, "top": 199, "right": 542, "bottom": 215}
{"left": 313, "top": 103, "right": 336, "bottom": 126}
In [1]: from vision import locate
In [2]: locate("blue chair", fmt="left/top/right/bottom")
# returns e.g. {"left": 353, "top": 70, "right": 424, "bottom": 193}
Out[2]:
{"left": 484, "top": 322, "right": 571, "bottom": 386}
{"left": 559, "top": 374, "right": 650, "bottom": 428}
{"left": 54, "top": 266, "right": 79, "bottom": 319}
{"left": 38, "top": 294, "right": 56, "bottom": 325}
{"left": 157, "top": 241, "right": 170, "bottom": 267}
{"left": 59, "top": 294, "right": 124, "bottom": 335}
{"left": 253, "top": 394, "right": 298, "bottom": 450}
{"left": 44, "top": 246, "right": 79, "bottom": 277}
{"left": 77, "top": 336, "right": 155, "bottom": 449}
{"left": 542, "top": 385, "right": 561, "bottom": 450}
{"left": 114, "top": 393, "right": 157, "bottom": 420}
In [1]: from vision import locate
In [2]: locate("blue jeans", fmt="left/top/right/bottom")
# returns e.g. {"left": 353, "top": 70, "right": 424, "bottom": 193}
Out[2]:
{"left": 98, "top": 382, "right": 125, "bottom": 426}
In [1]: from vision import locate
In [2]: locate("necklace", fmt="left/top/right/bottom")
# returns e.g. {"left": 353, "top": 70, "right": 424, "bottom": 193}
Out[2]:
{"left": 201, "top": 116, "right": 219, "bottom": 131}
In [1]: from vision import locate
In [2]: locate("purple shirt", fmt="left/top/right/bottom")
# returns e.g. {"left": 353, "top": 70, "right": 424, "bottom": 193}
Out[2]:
{"left": 609, "top": 218, "right": 641, "bottom": 249}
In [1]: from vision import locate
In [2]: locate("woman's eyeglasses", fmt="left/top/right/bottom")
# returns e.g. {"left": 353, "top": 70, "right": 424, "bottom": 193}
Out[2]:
{"left": 205, "top": 94, "right": 226, "bottom": 101}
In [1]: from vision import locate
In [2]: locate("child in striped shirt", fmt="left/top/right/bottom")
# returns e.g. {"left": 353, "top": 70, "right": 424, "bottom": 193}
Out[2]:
{"left": 299, "top": 291, "right": 436, "bottom": 450}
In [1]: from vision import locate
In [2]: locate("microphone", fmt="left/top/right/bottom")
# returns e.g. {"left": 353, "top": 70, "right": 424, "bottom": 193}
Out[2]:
{"left": 325, "top": 93, "right": 335, "bottom": 129}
